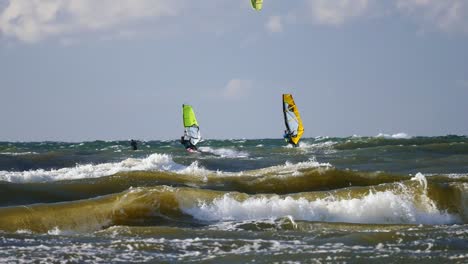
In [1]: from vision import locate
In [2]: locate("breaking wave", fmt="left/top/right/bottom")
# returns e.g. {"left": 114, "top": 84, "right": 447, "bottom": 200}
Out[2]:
{"left": 0, "top": 173, "right": 465, "bottom": 233}
{"left": 0, "top": 153, "right": 208, "bottom": 183}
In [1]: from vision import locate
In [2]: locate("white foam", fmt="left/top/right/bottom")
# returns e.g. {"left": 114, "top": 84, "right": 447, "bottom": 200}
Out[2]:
{"left": 295, "top": 141, "right": 337, "bottom": 153}
{"left": 15, "top": 229, "right": 33, "bottom": 234}
{"left": 0, "top": 153, "right": 207, "bottom": 183}
{"left": 198, "top": 147, "right": 249, "bottom": 158}
{"left": 444, "top": 173, "right": 468, "bottom": 179}
{"left": 47, "top": 227, "right": 76, "bottom": 236}
{"left": 0, "top": 153, "right": 332, "bottom": 183}
{"left": 248, "top": 158, "right": 331, "bottom": 177}
{"left": 411, "top": 172, "right": 428, "bottom": 190}
{"left": 183, "top": 188, "right": 459, "bottom": 225}
{"left": 0, "top": 152, "right": 38, "bottom": 156}
{"left": 376, "top": 133, "right": 411, "bottom": 139}
{"left": 314, "top": 136, "right": 330, "bottom": 140}
{"left": 177, "top": 161, "right": 211, "bottom": 176}
{"left": 282, "top": 140, "right": 336, "bottom": 151}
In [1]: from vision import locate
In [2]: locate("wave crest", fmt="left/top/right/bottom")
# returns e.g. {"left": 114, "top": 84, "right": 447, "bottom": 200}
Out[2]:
{"left": 0, "top": 153, "right": 207, "bottom": 183}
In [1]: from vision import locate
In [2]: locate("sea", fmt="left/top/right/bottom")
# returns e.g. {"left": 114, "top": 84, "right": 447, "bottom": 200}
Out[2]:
{"left": 0, "top": 134, "right": 467, "bottom": 263}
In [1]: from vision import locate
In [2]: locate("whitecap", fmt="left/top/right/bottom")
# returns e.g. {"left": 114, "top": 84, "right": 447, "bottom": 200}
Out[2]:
{"left": 0, "top": 153, "right": 208, "bottom": 183}
{"left": 376, "top": 133, "right": 411, "bottom": 139}
{"left": 198, "top": 147, "right": 249, "bottom": 158}
{"left": 182, "top": 186, "right": 459, "bottom": 225}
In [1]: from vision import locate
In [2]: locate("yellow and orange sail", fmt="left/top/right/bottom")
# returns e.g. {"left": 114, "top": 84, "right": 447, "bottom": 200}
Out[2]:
{"left": 282, "top": 94, "right": 304, "bottom": 145}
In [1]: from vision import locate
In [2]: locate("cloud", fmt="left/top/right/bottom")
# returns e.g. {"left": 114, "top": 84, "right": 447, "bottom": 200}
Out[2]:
{"left": 223, "top": 79, "right": 253, "bottom": 100}
{"left": 306, "top": 0, "right": 372, "bottom": 26}
{"left": 396, "top": 0, "right": 468, "bottom": 33}
{"left": 0, "top": 0, "right": 183, "bottom": 42}
{"left": 266, "top": 16, "right": 283, "bottom": 33}
{"left": 3, "top": 0, "right": 468, "bottom": 43}
{"left": 300, "top": 0, "right": 468, "bottom": 34}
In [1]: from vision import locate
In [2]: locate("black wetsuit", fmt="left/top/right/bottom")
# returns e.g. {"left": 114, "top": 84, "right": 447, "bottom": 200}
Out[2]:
{"left": 130, "top": 140, "right": 138, "bottom": 150}
{"left": 180, "top": 137, "right": 197, "bottom": 151}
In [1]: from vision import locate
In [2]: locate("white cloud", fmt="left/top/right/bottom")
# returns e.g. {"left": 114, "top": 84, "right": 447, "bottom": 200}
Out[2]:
{"left": 223, "top": 79, "right": 253, "bottom": 100}
{"left": 3, "top": 0, "right": 468, "bottom": 43}
{"left": 302, "top": 0, "right": 468, "bottom": 33}
{"left": 266, "top": 16, "right": 283, "bottom": 33}
{"left": 0, "top": 0, "right": 183, "bottom": 42}
{"left": 396, "top": 0, "right": 468, "bottom": 33}
{"left": 306, "top": 0, "right": 372, "bottom": 26}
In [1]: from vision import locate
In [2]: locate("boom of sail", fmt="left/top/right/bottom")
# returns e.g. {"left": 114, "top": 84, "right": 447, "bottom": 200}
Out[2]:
{"left": 282, "top": 94, "right": 304, "bottom": 145}
{"left": 183, "top": 104, "right": 201, "bottom": 146}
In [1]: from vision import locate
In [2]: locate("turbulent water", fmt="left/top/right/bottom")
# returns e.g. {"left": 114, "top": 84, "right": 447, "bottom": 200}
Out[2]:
{"left": 0, "top": 135, "right": 467, "bottom": 263}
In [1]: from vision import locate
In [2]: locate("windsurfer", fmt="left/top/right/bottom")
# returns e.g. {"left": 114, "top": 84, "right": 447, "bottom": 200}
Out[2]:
{"left": 283, "top": 130, "right": 298, "bottom": 147}
{"left": 282, "top": 94, "right": 303, "bottom": 147}
{"left": 180, "top": 136, "right": 197, "bottom": 151}
{"left": 283, "top": 130, "right": 290, "bottom": 142}
{"left": 130, "top": 139, "right": 138, "bottom": 150}
{"left": 181, "top": 104, "right": 201, "bottom": 152}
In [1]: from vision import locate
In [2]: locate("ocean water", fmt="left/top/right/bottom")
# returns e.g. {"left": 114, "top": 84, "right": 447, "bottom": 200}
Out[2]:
{"left": 0, "top": 135, "right": 467, "bottom": 263}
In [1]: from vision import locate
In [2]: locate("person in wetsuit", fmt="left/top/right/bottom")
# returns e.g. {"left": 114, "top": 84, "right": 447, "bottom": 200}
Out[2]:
{"left": 180, "top": 136, "right": 197, "bottom": 151}
{"left": 130, "top": 139, "right": 138, "bottom": 150}
{"left": 283, "top": 130, "right": 298, "bottom": 147}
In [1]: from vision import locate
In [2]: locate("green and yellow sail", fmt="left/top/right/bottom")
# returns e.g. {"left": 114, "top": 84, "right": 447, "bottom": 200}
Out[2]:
{"left": 183, "top": 104, "right": 198, "bottom": 128}
{"left": 182, "top": 104, "right": 201, "bottom": 146}
{"left": 282, "top": 94, "right": 304, "bottom": 145}
{"left": 251, "top": 0, "right": 263, "bottom": 11}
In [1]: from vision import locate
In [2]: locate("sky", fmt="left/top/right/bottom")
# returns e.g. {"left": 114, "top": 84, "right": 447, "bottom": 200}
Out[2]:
{"left": 0, "top": 0, "right": 467, "bottom": 141}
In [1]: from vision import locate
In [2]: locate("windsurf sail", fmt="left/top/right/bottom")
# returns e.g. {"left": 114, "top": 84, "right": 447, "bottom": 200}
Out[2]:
{"left": 182, "top": 104, "right": 201, "bottom": 146}
{"left": 251, "top": 0, "right": 263, "bottom": 11}
{"left": 282, "top": 94, "right": 304, "bottom": 145}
